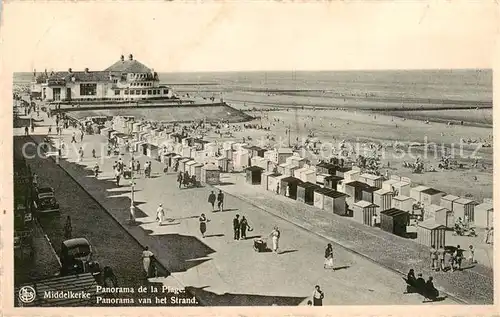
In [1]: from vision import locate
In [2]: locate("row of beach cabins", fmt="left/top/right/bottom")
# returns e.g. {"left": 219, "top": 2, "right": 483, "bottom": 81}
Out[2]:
{"left": 100, "top": 116, "right": 493, "bottom": 248}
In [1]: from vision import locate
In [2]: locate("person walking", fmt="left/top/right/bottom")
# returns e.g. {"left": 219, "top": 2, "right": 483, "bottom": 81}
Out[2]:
{"left": 312, "top": 285, "right": 324, "bottom": 306}
{"left": 80, "top": 131, "right": 84, "bottom": 142}
{"left": 239, "top": 216, "right": 252, "bottom": 240}
{"left": 437, "top": 245, "right": 446, "bottom": 271}
{"left": 199, "top": 213, "right": 210, "bottom": 238}
{"left": 177, "top": 172, "right": 183, "bottom": 189}
{"left": 156, "top": 204, "right": 165, "bottom": 226}
{"left": 430, "top": 245, "right": 438, "bottom": 270}
{"left": 63, "top": 216, "right": 72, "bottom": 240}
{"left": 142, "top": 246, "right": 154, "bottom": 278}
{"left": 115, "top": 168, "right": 121, "bottom": 187}
{"left": 468, "top": 245, "right": 476, "bottom": 264}
{"left": 233, "top": 215, "right": 240, "bottom": 240}
{"left": 208, "top": 191, "right": 216, "bottom": 211}
{"left": 270, "top": 226, "right": 281, "bottom": 253}
{"left": 324, "top": 243, "right": 334, "bottom": 269}
{"left": 217, "top": 190, "right": 224, "bottom": 212}
{"left": 48, "top": 125, "right": 52, "bottom": 134}
{"left": 24, "top": 126, "right": 29, "bottom": 136}
{"left": 71, "top": 132, "right": 76, "bottom": 143}
{"left": 32, "top": 173, "right": 38, "bottom": 188}
{"left": 136, "top": 161, "right": 141, "bottom": 176}
{"left": 93, "top": 163, "right": 99, "bottom": 178}
{"left": 92, "top": 148, "right": 96, "bottom": 158}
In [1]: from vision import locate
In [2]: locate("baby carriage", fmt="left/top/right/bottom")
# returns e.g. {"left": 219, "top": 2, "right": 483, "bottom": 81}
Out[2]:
{"left": 253, "top": 238, "right": 268, "bottom": 252}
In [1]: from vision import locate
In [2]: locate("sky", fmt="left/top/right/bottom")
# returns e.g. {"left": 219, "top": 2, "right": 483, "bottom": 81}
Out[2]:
{"left": 0, "top": 2, "right": 498, "bottom": 73}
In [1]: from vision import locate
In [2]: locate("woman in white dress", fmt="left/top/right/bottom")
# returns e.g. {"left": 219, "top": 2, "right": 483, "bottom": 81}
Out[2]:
{"left": 270, "top": 226, "right": 281, "bottom": 253}
{"left": 142, "top": 246, "right": 154, "bottom": 277}
{"left": 156, "top": 204, "right": 165, "bottom": 225}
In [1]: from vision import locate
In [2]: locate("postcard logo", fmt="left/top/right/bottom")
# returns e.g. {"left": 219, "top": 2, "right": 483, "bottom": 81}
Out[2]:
{"left": 18, "top": 286, "right": 36, "bottom": 304}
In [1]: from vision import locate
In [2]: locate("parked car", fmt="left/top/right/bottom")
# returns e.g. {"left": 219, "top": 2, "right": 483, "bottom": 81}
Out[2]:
{"left": 34, "top": 187, "right": 60, "bottom": 213}
{"left": 60, "top": 238, "right": 99, "bottom": 276}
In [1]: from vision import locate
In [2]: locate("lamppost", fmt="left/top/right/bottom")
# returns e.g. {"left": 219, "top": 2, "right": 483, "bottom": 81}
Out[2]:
{"left": 129, "top": 128, "right": 136, "bottom": 223}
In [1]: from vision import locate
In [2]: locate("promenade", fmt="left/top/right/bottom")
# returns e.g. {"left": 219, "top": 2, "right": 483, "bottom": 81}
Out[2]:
{"left": 17, "top": 112, "right": 491, "bottom": 305}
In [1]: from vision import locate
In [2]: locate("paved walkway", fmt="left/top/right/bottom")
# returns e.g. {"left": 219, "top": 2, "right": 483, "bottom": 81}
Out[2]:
{"left": 18, "top": 115, "right": 459, "bottom": 306}
{"left": 215, "top": 174, "right": 494, "bottom": 304}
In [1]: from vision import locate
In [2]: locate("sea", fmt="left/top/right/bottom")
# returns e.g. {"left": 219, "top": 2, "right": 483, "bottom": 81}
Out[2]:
{"left": 13, "top": 69, "right": 492, "bottom": 107}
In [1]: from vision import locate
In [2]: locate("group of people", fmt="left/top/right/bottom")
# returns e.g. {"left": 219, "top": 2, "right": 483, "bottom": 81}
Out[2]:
{"left": 177, "top": 171, "right": 198, "bottom": 188}
{"left": 429, "top": 244, "right": 473, "bottom": 272}
{"left": 232, "top": 214, "right": 253, "bottom": 240}
{"left": 405, "top": 269, "right": 439, "bottom": 300}
{"left": 207, "top": 190, "right": 224, "bottom": 212}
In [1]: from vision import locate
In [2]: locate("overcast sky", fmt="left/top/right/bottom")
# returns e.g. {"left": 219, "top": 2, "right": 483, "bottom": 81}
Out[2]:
{"left": 0, "top": 2, "right": 498, "bottom": 73}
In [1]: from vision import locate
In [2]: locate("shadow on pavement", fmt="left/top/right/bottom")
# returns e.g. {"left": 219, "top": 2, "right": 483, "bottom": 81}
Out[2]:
{"left": 185, "top": 286, "right": 308, "bottom": 306}
{"left": 141, "top": 232, "right": 216, "bottom": 273}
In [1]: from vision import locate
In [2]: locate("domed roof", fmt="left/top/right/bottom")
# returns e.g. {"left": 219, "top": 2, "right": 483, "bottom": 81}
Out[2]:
{"left": 105, "top": 56, "right": 151, "bottom": 73}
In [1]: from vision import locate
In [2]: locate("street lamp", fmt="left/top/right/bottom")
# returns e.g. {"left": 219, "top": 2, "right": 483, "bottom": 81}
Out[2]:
{"left": 129, "top": 131, "right": 136, "bottom": 223}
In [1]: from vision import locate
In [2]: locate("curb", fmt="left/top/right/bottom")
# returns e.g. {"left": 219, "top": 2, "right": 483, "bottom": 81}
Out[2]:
{"left": 214, "top": 184, "right": 470, "bottom": 305}
{"left": 26, "top": 134, "right": 208, "bottom": 306}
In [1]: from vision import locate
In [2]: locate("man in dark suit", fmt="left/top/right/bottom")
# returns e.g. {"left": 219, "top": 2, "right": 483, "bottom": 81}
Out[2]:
{"left": 233, "top": 214, "right": 240, "bottom": 240}
{"left": 416, "top": 273, "right": 426, "bottom": 290}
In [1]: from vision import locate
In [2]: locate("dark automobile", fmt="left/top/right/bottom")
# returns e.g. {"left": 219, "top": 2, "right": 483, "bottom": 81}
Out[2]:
{"left": 60, "top": 238, "right": 99, "bottom": 276}
{"left": 34, "top": 187, "right": 60, "bottom": 213}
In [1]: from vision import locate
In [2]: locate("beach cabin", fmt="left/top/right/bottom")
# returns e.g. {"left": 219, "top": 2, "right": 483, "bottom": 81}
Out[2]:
{"left": 249, "top": 146, "right": 266, "bottom": 158}
{"left": 314, "top": 188, "right": 334, "bottom": 210}
{"left": 185, "top": 160, "right": 198, "bottom": 177}
{"left": 233, "top": 149, "right": 250, "bottom": 171}
{"left": 170, "top": 155, "right": 182, "bottom": 169}
{"left": 353, "top": 201, "right": 378, "bottom": 226}
{"left": 424, "top": 204, "right": 453, "bottom": 228}
{"left": 261, "top": 171, "right": 276, "bottom": 191}
{"left": 201, "top": 163, "right": 220, "bottom": 185}
{"left": 335, "top": 167, "right": 351, "bottom": 179}
{"left": 316, "top": 162, "right": 337, "bottom": 175}
{"left": 288, "top": 155, "right": 306, "bottom": 168}
{"left": 393, "top": 181, "right": 411, "bottom": 197}
{"left": 410, "top": 185, "right": 430, "bottom": 204}
{"left": 301, "top": 169, "right": 316, "bottom": 183}
{"left": 251, "top": 156, "right": 263, "bottom": 168}
{"left": 100, "top": 127, "right": 114, "bottom": 138}
{"left": 420, "top": 188, "right": 445, "bottom": 207}
{"left": 474, "top": 202, "right": 494, "bottom": 229}
{"left": 452, "top": 198, "right": 476, "bottom": 223}
{"left": 416, "top": 219, "right": 446, "bottom": 248}
{"left": 146, "top": 144, "right": 159, "bottom": 160}
{"left": 373, "top": 188, "right": 393, "bottom": 214}
{"left": 293, "top": 167, "right": 308, "bottom": 180}
{"left": 361, "top": 186, "right": 378, "bottom": 204}
{"left": 277, "top": 163, "right": 291, "bottom": 176}
{"left": 216, "top": 157, "right": 230, "bottom": 172}
{"left": 191, "top": 162, "right": 204, "bottom": 181}
{"left": 392, "top": 195, "right": 413, "bottom": 213}
{"left": 285, "top": 165, "right": 300, "bottom": 178}
{"left": 440, "top": 195, "right": 460, "bottom": 212}
{"left": 280, "top": 177, "right": 303, "bottom": 199}
{"left": 179, "top": 158, "right": 193, "bottom": 173}
{"left": 324, "top": 175, "right": 343, "bottom": 191}
{"left": 223, "top": 141, "right": 235, "bottom": 151}
{"left": 380, "top": 208, "right": 409, "bottom": 237}
{"left": 344, "top": 181, "right": 371, "bottom": 206}
{"left": 245, "top": 166, "right": 265, "bottom": 185}
{"left": 343, "top": 170, "right": 360, "bottom": 183}
{"left": 358, "top": 173, "right": 383, "bottom": 189}
{"left": 324, "top": 190, "right": 349, "bottom": 215}
{"left": 382, "top": 179, "right": 399, "bottom": 192}
{"left": 297, "top": 182, "right": 321, "bottom": 205}
{"left": 268, "top": 174, "right": 285, "bottom": 194}
{"left": 316, "top": 173, "right": 330, "bottom": 186}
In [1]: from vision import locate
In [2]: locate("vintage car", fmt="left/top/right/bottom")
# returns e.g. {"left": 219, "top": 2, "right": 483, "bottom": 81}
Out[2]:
{"left": 60, "top": 238, "right": 100, "bottom": 276}
{"left": 34, "top": 187, "right": 60, "bottom": 213}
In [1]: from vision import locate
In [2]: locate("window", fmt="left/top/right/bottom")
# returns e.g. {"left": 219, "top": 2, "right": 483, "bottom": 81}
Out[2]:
{"left": 130, "top": 90, "right": 135, "bottom": 95}
{"left": 80, "top": 83, "right": 97, "bottom": 96}
{"left": 142, "top": 90, "right": 146, "bottom": 95}
{"left": 152, "top": 90, "right": 156, "bottom": 95}
{"left": 125, "top": 90, "right": 129, "bottom": 95}
{"left": 114, "top": 90, "right": 120, "bottom": 95}
{"left": 163, "top": 89, "right": 168, "bottom": 94}
{"left": 157, "top": 90, "right": 161, "bottom": 94}
{"left": 148, "top": 90, "right": 152, "bottom": 95}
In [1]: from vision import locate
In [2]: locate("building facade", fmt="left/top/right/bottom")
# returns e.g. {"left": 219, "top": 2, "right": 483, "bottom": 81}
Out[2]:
{"left": 31, "top": 54, "right": 173, "bottom": 102}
